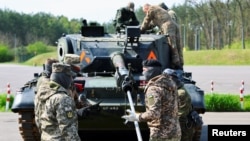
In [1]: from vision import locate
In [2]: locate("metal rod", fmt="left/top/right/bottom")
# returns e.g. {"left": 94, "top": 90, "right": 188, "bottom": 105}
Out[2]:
{"left": 126, "top": 90, "right": 143, "bottom": 141}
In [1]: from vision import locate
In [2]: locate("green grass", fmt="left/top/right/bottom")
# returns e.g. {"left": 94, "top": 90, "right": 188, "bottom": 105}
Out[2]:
{"left": 204, "top": 94, "right": 250, "bottom": 112}
{"left": 183, "top": 49, "right": 250, "bottom": 65}
{"left": 0, "top": 94, "right": 14, "bottom": 112}
{"left": 24, "top": 51, "right": 57, "bottom": 66}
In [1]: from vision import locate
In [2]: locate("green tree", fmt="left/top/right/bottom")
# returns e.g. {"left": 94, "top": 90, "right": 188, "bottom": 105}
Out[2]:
{"left": 0, "top": 44, "right": 14, "bottom": 62}
{"left": 26, "top": 41, "right": 48, "bottom": 56}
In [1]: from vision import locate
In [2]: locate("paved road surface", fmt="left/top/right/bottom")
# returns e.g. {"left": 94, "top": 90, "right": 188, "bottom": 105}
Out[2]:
{"left": 184, "top": 66, "right": 250, "bottom": 94}
{"left": 0, "top": 64, "right": 42, "bottom": 94}
{"left": 1, "top": 64, "right": 250, "bottom": 95}
{"left": 1, "top": 112, "right": 250, "bottom": 141}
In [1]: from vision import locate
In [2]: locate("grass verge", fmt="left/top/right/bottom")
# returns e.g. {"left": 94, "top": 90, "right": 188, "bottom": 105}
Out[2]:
{"left": 0, "top": 94, "right": 14, "bottom": 112}
{"left": 205, "top": 94, "right": 250, "bottom": 112}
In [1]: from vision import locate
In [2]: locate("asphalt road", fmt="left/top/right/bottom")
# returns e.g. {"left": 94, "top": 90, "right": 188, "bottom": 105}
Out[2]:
{"left": 184, "top": 65, "right": 250, "bottom": 94}
{"left": 1, "top": 64, "right": 250, "bottom": 95}
{"left": 0, "top": 64, "right": 42, "bottom": 94}
{"left": 1, "top": 112, "right": 250, "bottom": 141}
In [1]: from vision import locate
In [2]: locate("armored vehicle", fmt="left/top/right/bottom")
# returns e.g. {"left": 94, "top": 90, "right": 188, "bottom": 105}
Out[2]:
{"left": 11, "top": 24, "right": 205, "bottom": 141}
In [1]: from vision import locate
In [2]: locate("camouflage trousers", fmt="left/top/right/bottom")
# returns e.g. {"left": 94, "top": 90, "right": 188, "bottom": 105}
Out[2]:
{"left": 165, "top": 36, "right": 182, "bottom": 70}
{"left": 149, "top": 136, "right": 181, "bottom": 141}
{"left": 179, "top": 121, "right": 193, "bottom": 141}
{"left": 192, "top": 125, "right": 202, "bottom": 141}
{"left": 161, "top": 21, "right": 183, "bottom": 70}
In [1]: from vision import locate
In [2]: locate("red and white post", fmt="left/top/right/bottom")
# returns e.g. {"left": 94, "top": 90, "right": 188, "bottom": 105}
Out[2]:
{"left": 6, "top": 83, "right": 11, "bottom": 111}
{"left": 240, "top": 80, "right": 244, "bottom": 109}
{"left": 211, "top": 80, "right": 214, "bottom": 93}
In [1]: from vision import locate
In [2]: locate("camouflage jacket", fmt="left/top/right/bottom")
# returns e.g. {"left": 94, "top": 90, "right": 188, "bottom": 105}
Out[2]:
{"left": 177, "top": 86, "right": 193, "bottom": 122}
{"left": 139, "top": 74, "right": 181, "bottom": 139}
{"left": 39, "top": 81, "right": 81, "bottom": 141}
{"left": 34, "top": 75, "right": 51, "bottom": 132}
{"left": 140, "top": 5, "right": 173, "bottom": 34}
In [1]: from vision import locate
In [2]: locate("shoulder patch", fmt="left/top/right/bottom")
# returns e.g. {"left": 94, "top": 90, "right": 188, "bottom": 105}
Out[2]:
{"left": 147, "top": 94, "right": 155, "bottom": 106}
{"left": 66, "top": 111, "right": 73, "bottom": 118}
{"left": 64, "top": 107, "right": 74, "bottom": 119}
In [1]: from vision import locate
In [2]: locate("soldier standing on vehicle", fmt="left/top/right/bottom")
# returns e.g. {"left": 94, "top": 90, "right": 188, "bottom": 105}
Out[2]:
{"left": 40, "top": 63, "right": 81, "bottom": 141}
{"left": 122, "top": 59, "right": 181, "bottom": 141}
{"left": 140, "top": 3, "right": 183, "bottom": 70}
{"left": 163, "top": 68, "right": 194, "bottom": 141}
{"left": 158, "top": 2, "right": 178, "bottom": 23}
{"left": 113, "top": 2, "right": 139, "bottom": 33}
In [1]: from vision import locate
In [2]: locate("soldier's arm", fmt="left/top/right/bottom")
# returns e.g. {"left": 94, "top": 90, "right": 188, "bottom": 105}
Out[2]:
{"left": 139, "top": 86, "right": 161, "bottom": 121}
{"left": 140, "top": 10, "right": 153, "bottom": 32}
{"left": 178, "top": 89, "right": 192, "bottom": 117}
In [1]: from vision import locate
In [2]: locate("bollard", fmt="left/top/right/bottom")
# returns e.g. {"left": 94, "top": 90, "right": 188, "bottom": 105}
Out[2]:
{"left": 240, "top": 80, "right": 244, "bottom": 109}
{"left": 6, "top": 83, "right": 11, "bottom": 111}
{"left": 211, "top": 80, "right": 214, "bottom": 93}
{"left": 241, "top": 80, "right": 245, "bottom": 91}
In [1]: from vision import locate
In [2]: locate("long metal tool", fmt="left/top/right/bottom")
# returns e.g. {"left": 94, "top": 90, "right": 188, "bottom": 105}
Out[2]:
{"left": 126, "top": 90, "right": 143, "bottom": 141}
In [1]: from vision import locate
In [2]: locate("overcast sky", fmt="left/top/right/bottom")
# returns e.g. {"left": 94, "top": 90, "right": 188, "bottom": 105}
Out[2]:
{"left": 0, "top": 0, "right": 186, "bottom": 23}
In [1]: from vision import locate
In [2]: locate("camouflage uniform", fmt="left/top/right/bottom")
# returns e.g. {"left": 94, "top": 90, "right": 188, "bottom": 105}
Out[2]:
{"left": 178, "top": 87, "right": 193, "bottom": 141}
{"left": 168, "top": 10, "right": 178, "bottom": 23}
{"left": 113, "top": 2, "right": 139, "bottom": 32}
{"left": 35, "top": 58, "right": 58, "bottom": 133}
{"left": 158, "top": 2, "right": 178, "bottom": 23}
{"left": 63, "top": 54, "right": 81, "bottom": 65}
{"left": 192, "top": 126, "right": 202, "bottom": 141}
{"left": 140, "top": 5, "right": 183, "bottom": 69}
{"left": 163, "top": 68, "right": 195, "bottom": 141}
{"left": 34, "top": 75, "right": 50, "bottom": 133}
{"left": 138, "top": 74, "right": 181, "bottom": 141}
{"left": 40, "top": 63, "right": 81, "bottom": 141}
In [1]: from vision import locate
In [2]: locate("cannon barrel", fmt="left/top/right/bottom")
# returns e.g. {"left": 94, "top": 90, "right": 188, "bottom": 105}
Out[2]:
{"left": 111, "top": 52, "right": 129, "bottom": 88}
{"left": 110, "top": 51, "right": 136, "bottom": 93}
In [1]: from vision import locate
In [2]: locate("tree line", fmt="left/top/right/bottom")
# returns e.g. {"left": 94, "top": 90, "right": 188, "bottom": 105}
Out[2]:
{"left": 0, "top": 0, "right": 250, "bottom": 51}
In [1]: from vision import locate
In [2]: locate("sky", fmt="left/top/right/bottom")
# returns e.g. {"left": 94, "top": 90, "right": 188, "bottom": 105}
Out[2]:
{"left": 0, "top": 0, "right": 186, "bottom": 24}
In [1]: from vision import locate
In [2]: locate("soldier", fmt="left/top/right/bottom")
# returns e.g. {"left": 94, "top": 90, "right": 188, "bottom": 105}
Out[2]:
{"left": 163, "top": 68, "right": 194, "bottom": 141}
{"left": 113, "top": 1, "right": 139, "bottom": 33}
{"left": 36, "top": 58, "right": 59, "bottom": 89}
{"left": 34, "top": 58, "right": 58, "bottom": 133}
{"left": 35, "top": 55, "right": 82, "bottom": 133}
{"left": 40, "top": 63, "right": 81, "bottom": 140}
{"left": 63, "top": 54, "right": 88, "bottom": 108}
{"left": 122, "top": 59, "right": 181, "bottom": 141}
{"left": 63, "top": 54, "right": 101, "bottom": 118}
{"left": 140, "top": 3, "right": 183, "bottom": 70}
{"left": 158, "top": 2, "right": 178, "bottom": 23}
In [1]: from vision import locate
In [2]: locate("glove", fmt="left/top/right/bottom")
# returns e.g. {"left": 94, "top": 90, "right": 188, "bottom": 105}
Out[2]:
{"left": 77, "top": 101, "right": 102, "bottom": 118}
{"left": 121, "top": 109, "right": 140, "bottom": 122}
{"left": 77, "top": 107, "right": 90, "bottom": 118}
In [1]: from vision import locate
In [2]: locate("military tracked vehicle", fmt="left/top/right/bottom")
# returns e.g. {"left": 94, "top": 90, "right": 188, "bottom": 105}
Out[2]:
{"left": 11, "top": 23, "right": 205, "bottom": 141}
